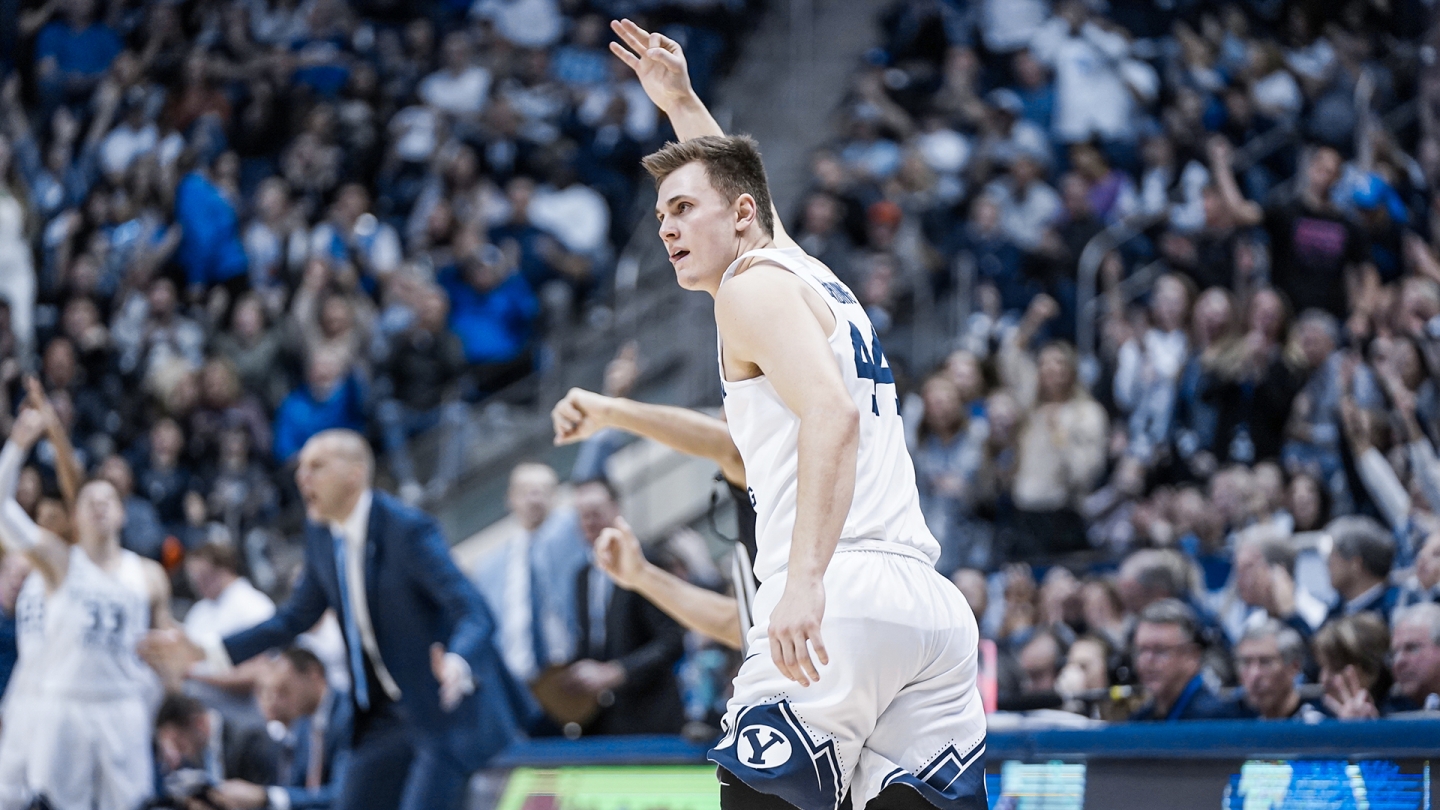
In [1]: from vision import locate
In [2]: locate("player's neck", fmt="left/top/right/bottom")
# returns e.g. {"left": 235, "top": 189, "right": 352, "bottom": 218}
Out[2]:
{"left": 78, "top": 531, "right": 122, "bottom": 568}
{"left": 703, "top": 233, "right": 777, "bottom": 297}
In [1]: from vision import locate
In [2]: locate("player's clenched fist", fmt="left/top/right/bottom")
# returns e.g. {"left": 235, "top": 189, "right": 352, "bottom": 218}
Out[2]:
{"left": 551, "top": 388, "right": 612, "bottom": 445}
{"left": 594, "top": 517, "right": 647, "bottom": 590}
{"left": 768, "top": 577, "right": 829, "bottom": 687}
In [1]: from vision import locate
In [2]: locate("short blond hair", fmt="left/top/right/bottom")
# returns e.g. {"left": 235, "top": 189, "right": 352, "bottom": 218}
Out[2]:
{"left": 642, "top": 135, "right": 775, "bottom": 237}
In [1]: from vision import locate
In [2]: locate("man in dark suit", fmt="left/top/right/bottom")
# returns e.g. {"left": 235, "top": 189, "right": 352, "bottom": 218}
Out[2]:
{"left": 149, "top": 429, "right": 528, "bottom": 810}
{"left": 1129, "top": 599, "right": 1250, "bottom": 721}
{"left": 563, "top": 478, "right": 685, "bottom": 736}
{"left": 154, "top": 693, "right": 279, "bottom": 785}
{"left": 207, "top": 647, "right": 353, "bottom": 810}
{"left": 1323, "top": 516, "right": 1402, "bottom": 625}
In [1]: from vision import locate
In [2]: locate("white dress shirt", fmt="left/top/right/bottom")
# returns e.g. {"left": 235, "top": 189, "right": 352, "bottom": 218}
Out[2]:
{"left": 185, "top": 577, "right": 276, "bottom": 675}
{"left": 330, "top": 490, "right": 402, "bottom": 702}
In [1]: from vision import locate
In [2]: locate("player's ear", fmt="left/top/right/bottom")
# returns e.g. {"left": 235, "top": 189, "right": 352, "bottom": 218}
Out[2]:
{"left": 734, "top": 193, "right": 758, "bottom": 233}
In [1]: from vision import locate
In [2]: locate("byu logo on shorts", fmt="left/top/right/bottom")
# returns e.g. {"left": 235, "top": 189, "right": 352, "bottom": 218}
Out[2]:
{"left": 737, "top": 724, "right": 792, "bottom": 769}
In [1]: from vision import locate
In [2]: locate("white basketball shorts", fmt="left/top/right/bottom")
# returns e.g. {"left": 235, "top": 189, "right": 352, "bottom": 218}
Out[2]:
{"left": 9, "top": 696, "right": 155, "bottom": 810}
{"left": 708, "top": 541, "right": 988, "bottom": 810}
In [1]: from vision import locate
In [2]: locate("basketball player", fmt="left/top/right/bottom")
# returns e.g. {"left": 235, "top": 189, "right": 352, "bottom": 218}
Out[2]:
{"left": 609, "top": 19, "right": 985, "bottom": 810}
{"left": 0, "top": 406, "right": 173, "bottom": 810}
{"left": 551, "top": 389, "right": 756, "bottom": 650}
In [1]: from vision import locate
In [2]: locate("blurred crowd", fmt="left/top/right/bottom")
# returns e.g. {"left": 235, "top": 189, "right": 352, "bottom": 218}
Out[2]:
{"left": 0, "top": 0, "right": 758, "bottom": 591}
{"left": 792, "top": 0, "right": 1440, "bottom": 722}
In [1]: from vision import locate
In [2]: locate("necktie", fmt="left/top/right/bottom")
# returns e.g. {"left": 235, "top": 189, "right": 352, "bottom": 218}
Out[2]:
{"left": 306, "top": 715, "right": 325, "bottom": 790}
{"left": 333, "top": 530, "right": 370, "bottom": 711}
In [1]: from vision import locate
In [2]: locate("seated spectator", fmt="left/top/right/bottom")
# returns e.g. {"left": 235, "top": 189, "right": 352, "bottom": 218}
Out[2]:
{"left": 473, "top": 463, "right": 585, "bottom": 686}
{"left": 562, "top": 478, "right": 685, "bottom": 736}
{"left": 1313, "top": 613, "right": 1392, "bottom": 719}
{"left": 272, "top": 351, "right": 367, "bottom": 465}
{"left": 95, "top": 454, "right": 166, "bottom": 560}
{"left": 1323, "top": 516, "right": 1401, "bottom": 624}
{"left": 1235, "top": 619, "right": 1326, "bottom": 722}
{"left": 137, "top": 417, "right": 202, "bottom": 535}
{"left": 154, "top": 693, "right": 278, "bottom": 786}
{"left": 1398, "top": 531, "right": 1440, "bottom": 608}
{"left": 1055, "top": 634, "right": 1134, "bottom": 720}
{"left": 1129, "top": 599, "right": 1248, "bottom": 721}
{"left": 1017, "top": 630, "right": 1063, "bottom": 695}
{"left": 214, "top": 647, "right": 352, "bottom": 810}
{"left": 438, "top": 234, "right": 539, "bottom": 395}
{"left": 981, "top": 153, "right": 1059, "bottom": 252}
{"left": 1388, "top": 602, "right": 1440, "bottom": 711}
{"left": 1287, "top": 472, "right": 1332, "bottom": 534}
{"left": 183, "top": 541, "right": 277, "bottom": 644}
{"left": 951, "top": 568, "right": 988, "bottom": 630}
{"left": 375, "top": 285, "right": 471, "bottom": 506}
{"left": 1230, "top": 526, "right": 1329, "bottom": 640}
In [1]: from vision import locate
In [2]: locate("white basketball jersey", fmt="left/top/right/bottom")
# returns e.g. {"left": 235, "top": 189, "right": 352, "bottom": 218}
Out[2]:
{"left": 717, "top": 248, "right": 940, "bottom": 582}
{"left": 23, "top": 547, "right": 154, "bottom": 701}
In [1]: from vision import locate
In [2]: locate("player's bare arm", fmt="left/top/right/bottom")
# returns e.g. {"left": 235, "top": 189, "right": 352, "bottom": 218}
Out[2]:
{"left": 716, "top": 266, "right": 860, "bottom": 687}
{"left": 595, "top": 517, "right": 743, "bottom": 649}
{"left": 552, "top": 389, "right": 746, "bottom": 486}
{"left": 0, "top": 408, "right": 73, "bottom": 588}
{"left": 609, "top": 18, "right": 798, "bottom": 250}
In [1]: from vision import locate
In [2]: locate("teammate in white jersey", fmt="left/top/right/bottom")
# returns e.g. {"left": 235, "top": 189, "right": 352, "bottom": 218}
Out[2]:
{"left": 609, "top": 20, "right": 985, "bottom": 810}
{"left": 0, "top": 405, "right": 173, "bottom": 810}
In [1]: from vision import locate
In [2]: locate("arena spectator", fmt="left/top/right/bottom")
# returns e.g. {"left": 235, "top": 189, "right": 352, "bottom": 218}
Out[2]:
{"left": 375, "top": 285, "right": 471, "bottom": 506}
{"left": 95, "top": 454, "right": 166, "bottom": 560}
{"left": 1017, "top": 630, "right": 1063, "bottom": 695}
{"left": 1129, "top": 599, "right": 1248, "bottom": 721}
{"left": 913, "top": 374, "right": 991, "bottom": 573}
{"left": 1388, "top": 603, "right": 1440, "bottom": 711}
{"left": 154, "top": 693, "right": 279, "bottom": 786}
{"left": 562, "top": 478, "right": 685, "bottom": 736}
{"left": 473, "top": 462, "right": 585, "bottom": 685}
{"left": 1229, "top": 525, "right": 1328, "bottom": 641}
{"left": 271, "top": 352, "right": 367, "bottom": 465}
{"left": 183, "top": 542, "right": 277, "bottom": 645}
{"left": 1235, "top": 619, "right": 1325, "bottom": 722}
{"left": 1313, "top": 613, "right": 1392, "bottom": 719}
{"left": 1323, "top": 516, "right": 1401, "bottom": 624}
{"left": 439, "top": 234, "right": 539, "bottom": 395}
{"left": 217, "top": 647, "right": 353, "bottom": 810}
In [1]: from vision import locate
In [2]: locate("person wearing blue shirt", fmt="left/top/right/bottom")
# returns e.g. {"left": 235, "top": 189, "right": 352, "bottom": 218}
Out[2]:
{"left": 33, "top": 0, "right": 121, "bottom": 113}
{"left": 175, "top": 157, "right": 251, "bottom": 299}
{"left": 273, "top": 352, "right": 367, "bottom": 465}
{"left": 437, "top": 235, "right": 539, "bottom": 396}
{"left": 1129, "top": 599, "right": 1249, "bottom": 721}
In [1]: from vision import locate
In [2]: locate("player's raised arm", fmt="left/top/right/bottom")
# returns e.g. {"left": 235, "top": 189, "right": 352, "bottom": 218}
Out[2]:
{"left": 609, "top": 18, "right": 798, "bottom": 250}
{"left": 0, "top": 408, "right": 72, "bottom": 588}
{"left": 553, "top": 388, "right": 746, "bottom": 486}
{"left": 716, "top": 267, "right": 859, "bottom": 686}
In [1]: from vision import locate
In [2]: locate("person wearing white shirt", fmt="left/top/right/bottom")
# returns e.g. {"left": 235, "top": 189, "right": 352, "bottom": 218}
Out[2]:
{"left": 418, "top": 32, "right": 492, "bottom": 117}
{"left": 184, "top": 541, "right": 277, "bottom": 644}
{"left": 1029, "top": 3, "right": 1153, "bottom": 145}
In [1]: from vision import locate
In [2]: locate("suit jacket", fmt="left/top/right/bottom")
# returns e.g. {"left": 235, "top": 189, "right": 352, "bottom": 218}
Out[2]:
{"left": 1324, "top": 584, "right": 1403, "bottom": 626}
{"left": 278, "top": 689, "right": 354, "bottom": 810}
{"left": 221, "top": 719, "right": 280, "bottom": 784}
{"left": 224, "top": 490, "right": 530, "bottom": 770}
{"left": 574, "top": 563, "right": 686, "bottom": 736}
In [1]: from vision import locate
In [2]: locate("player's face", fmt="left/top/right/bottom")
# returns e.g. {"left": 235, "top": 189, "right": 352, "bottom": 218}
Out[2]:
{"left": 76, "top": 480, "right": 125, "bottom": 538}
{"left": 655, "top": 162, "right": 752, "bottom": 292}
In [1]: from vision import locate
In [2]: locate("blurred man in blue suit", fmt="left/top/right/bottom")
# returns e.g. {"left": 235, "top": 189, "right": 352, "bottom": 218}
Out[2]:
{"left": 148, "top": 429, "right": 528, "bottom": 810}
